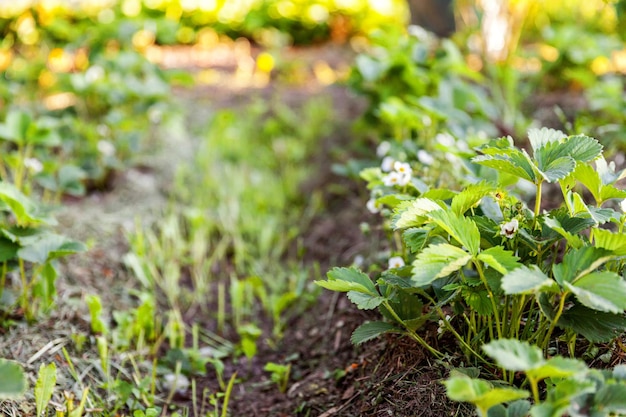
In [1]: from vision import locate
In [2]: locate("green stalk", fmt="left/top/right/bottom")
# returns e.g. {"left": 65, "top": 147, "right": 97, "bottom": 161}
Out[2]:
{"left": 430, "top": 306, "right": 488, "bottom": 364}
{"left": 0, "top": 261, "right": 6, "bottom": 302}
{"left": 382, "top": 300, "right": 444, "bottom": 358}
{"left": 528, "top": 376, "right": 541, "bottom": 404}
{"left": 502, "top": 295, "right": 510, "bottom": 337}
{"left": 220, "top": 372, "right": 238, "bottom": 417}
{"left": 509, "top": 294, "right": 527, "bottom": 339}
{"left": 18, "top": 258, "right": 30, "bottom": 320}
{"left": 541, "top": 292, "right": 568, "bottom": 351}
{"left": 534, "top": 179, "right": 543, "bottom": 226}
{"left": 474, "top": 260, "right": 502, "bottom": 339}
{"left": 0, "top": 155, "right": 8, "bottom": 182}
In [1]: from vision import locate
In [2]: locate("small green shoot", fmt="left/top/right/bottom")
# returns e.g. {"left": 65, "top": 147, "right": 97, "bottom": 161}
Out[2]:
{"left": 264, "top": 362, "right": 292, "bottom": 393}
{"left": 35, "top": 362, "right": 57, "bottom": 417}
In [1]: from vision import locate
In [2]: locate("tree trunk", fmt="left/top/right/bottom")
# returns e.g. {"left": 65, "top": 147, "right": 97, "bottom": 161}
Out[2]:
{"left": 407, "top": 0, "right": 456, "bottom": 37}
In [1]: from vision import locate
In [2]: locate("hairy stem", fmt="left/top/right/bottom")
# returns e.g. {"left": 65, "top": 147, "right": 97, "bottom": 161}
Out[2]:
{"left": 534, "top": 180, "right": 543, "bottom": 224}
{"left": 474, "top": 260, "right": 502, "bottom": 339}
{"left": 542, "top": 292, "right": 568, "bottom": 351}
{"left": 382, "top": 300, "right": 444, "bottom": 358}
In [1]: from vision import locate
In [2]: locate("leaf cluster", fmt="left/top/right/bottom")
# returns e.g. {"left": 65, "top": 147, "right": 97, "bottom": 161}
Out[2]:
{"left": 446, "top": 339, "right": 626, "bottom": 417}
{"left": 319, "top": 128, "right": 626, "bottom": 364}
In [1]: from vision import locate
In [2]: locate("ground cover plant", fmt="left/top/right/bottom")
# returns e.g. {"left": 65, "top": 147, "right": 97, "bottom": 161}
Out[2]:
{"left": 3, "top": 0, "right": 626, "bottom": 416}
{"left": 0, "top": 0, "right": 407, "bottom": 49}
{"left": 317, "top": 1, "right": 626, "bottom": 415}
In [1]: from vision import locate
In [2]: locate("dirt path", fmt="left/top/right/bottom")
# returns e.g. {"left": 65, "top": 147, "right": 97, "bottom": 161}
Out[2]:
{"left": 1, "top": 43, "right": 468, "bottom": 417}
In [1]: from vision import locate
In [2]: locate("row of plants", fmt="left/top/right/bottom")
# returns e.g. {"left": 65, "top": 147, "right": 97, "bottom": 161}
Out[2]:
{"left": 0, "top": 2, "right": 398, "bottom": 413}
{"left": 317, "top": 8, "right": 626, "bottom": 416}
{"left": 1, "top": 92, "right": 339, "bottom": 415}
{"left": 0, "top": 15, "right": 178, "bottom": 324}
{"left": 64, "top": 96, "right": 334, "bottom": 414}
{"left": 0, "top": 3, "right": 185, "bottom": 412}
{"left": 0, "top": 0, "right": 407, "bottom": 49}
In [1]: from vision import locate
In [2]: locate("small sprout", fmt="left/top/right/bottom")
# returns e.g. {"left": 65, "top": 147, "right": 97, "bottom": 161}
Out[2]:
{"left": 388, "top": 256, "right": 405, "bottom": 269}
{"left": 500, "top": 218, "right": 519, "bottom": 239}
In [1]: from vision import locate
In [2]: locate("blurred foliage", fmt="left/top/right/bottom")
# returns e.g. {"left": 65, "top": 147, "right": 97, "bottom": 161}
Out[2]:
{"left": 0, "top": 0, "right": 408, "bottom": 49}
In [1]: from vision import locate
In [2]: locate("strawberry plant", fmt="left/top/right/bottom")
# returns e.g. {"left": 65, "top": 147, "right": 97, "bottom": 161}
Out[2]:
{"left": 0, "top": 180, "right": 85, "bottom": 321}
{"left": 446, "top": 339, "right": 626, "bottom": 417}
{"left": 318, "top": 128, "right": 626, "bottom": 365}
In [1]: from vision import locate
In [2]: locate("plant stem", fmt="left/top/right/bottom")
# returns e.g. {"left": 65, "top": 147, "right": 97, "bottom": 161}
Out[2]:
{"left": 0, "top": 261, "right": 5, "bottom": 302}
{"left": 528, "top": 376, "right": 540, "bottom": 403}
{"left": 474, "top": 260, "right": 502, "bottom": 339}
{"left": 542, "top": 292, "right": 568, "bottom": 351}
{"left": 434, "top": 308, "right": 488, "bottom": 364}
{"left": 382, "top": 300, "right": 444, "bottom": 358}
{"left": 18, "top": 258, "right": 30, "bottom": 321}
{"left": 534, "top": 180, "right": 543, "bottom": 224}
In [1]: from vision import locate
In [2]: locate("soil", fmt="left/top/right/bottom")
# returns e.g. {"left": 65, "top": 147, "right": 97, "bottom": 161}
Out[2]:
{"left": 159, "top": 44, "right": 470, "bottom": 417}
{"left": 0, "top": 42, "right": 468, "bottom": 417}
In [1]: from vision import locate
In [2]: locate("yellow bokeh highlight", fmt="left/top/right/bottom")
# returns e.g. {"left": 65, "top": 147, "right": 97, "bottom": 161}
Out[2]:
{"left": 538, "top": 44, "right": 559, "bottom": 62}
{"left": 16, "top": 12, "right": 39, "bottom": 45}
{"left": 466, "top": 53, "right": 483, "bottom": 72}
{"left": 166, "top": 2, "right": 183, "bottom": 20}
{"left": 0, "top": 49, "right": 14, "bottom": 72}
{"left": 177, "top": 26, "right": 196, "bottom": 43}
{"left": 44, "top": 92, "right": 76, "bottom": 111}
{"left": 121, "top": 0, "right": 142, "bottom": 17}
{"left": 313, "top": 60, "right": 336, "bottom": 85}
{"left": 256, "top": 52, "right": 275, "bottom": 73}
{"left": 38, "top": 69, "right": 57, "bottom": 89}
{"left": 591, "top": 56, "right": 612, "bottom": 75}
{"left": 132, "top": 29, "right": 156, "bottom": 50}
{"left": 74, "top": 48, "right": 90, "bottom": 71}
{"left": 307, "top": 4, "right": 329, "bottom": 24}
{"left": 196, "top": 28, "right": 219, "bottom": 48}
{"left": 612, "top": 49, "right": 626, "bottom": 74}
{"left": 48, "top": 47, "right": 74, "bottom": 72}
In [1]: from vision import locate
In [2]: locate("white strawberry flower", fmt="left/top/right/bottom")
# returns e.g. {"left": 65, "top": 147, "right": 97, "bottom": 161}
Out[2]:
{"left": 383, "top": 171, "right": 401, "bottom": 186}
{"left": 620, "top": 199, "right": 626, "bottom": 213}
{"left": 417, "top": 150, "right": 434, "bottom": 165}
{"left": 500, "top": 218, "right": 519, "bottom": 239}
{"left": 85, "top": 65, "right": 105, "bottom": 84}
{"left": 97, "top": 140, "right": 115, "bottom": 157}
{"left": 376, "top": 141, "right": 391, "bottom": 157}
{"left": 436, "top": 132, "right": 455, "bottom": 147}
{"left": 393, "top": 161, "right": 412, "bottom": 176}
{"left": 366, "top": 198, "right": 380, "bottom": 214}
{"left": 24, "top": 157, "right": 43, "bottom": 174}
{"left": 381, "top": 156, "right": 395, "bottom": 172}
{"left": 388, "top": 256, "right": 405, "bottom": 269}
{"left": 396, "top": 172, "right": 412, "bottom": 186}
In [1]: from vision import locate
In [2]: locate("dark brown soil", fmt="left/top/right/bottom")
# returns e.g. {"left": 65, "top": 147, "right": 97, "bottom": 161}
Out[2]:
{"left": 162, "top": 44, "right": 469, "bottom": 417}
